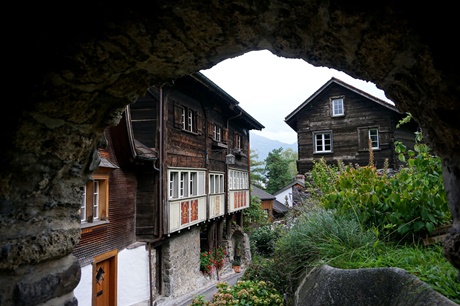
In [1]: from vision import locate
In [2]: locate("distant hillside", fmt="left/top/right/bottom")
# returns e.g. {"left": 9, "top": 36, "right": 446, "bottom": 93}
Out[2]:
{"left": 250, "top": 133, "right": 297, "bottom": 161}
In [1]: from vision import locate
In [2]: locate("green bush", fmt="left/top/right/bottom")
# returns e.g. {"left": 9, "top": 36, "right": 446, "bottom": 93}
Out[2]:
{"left": 242, "top": 255, "right": 287, "bottom": 294}
{"left": 191, "top": 280, "right": 284, "bottom": 306}
{"left": 311, "top": 135, "right": 451, "bottom": 242}
{"left": 249, "top": 224, "right": 283, "bottom": 257}
{"left": 275, "top": 209, "right": 379, "bottom": 278}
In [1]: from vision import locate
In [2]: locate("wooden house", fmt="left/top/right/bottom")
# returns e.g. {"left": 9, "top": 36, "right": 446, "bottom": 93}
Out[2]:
{"left": 285, "top": 77, "right": 419, "bottom": 174}
{"left": 73, "top": 72, "right": 264, "bottom": 305}
{"left": 273, "top": 175, "right": 307, "bottom": 208}
{"left": 251, "top": 185, "right": 289, "bottom": 222}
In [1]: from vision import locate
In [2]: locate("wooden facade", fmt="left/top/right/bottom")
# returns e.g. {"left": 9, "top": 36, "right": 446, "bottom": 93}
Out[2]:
{"left": 123, "top": 73, "right": 264, "bottom": 241}
{"left": 73, "top": 72, "right": 264, "bottom": 304}
{"left": 285, "top": 77, "right": 419, "bottom": 174}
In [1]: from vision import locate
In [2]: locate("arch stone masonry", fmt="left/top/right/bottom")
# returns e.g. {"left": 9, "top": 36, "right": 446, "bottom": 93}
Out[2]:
{"left": 1, "top": 2, "right": 459, "bottom": 305}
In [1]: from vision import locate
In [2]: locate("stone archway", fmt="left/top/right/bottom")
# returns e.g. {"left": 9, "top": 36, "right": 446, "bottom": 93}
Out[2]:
{"left": 1, "top": 2, "right": 459, "bottom": 305}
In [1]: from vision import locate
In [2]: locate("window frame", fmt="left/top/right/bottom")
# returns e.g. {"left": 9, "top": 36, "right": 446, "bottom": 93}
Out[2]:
{"left": 369, "top": 128, "right": 379, "bottom": 149}
{"left": 331, "top": 97, "right": 344, "bottom": 117}
{"left": 168, "top": 168, "right": 206, "bottom": 200}
{"left": 213, "top": 125, "right": 222, "bottom": 142}
{"left": 228, "top": 169, "right": 249, "bottom": 191}
{"left": 81, "top": 174, "right": 109, "bottom": 225}
{"left": 209, "top": 172, "right": 225, "bottom": 195}
{"left": 313, "top": 131, "right": 333, "bottom": 153}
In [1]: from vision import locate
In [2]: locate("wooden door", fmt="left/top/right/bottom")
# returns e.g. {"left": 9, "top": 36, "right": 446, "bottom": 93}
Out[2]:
{"left": 95, "top": 260, "right": 110, "bottom": 306}
{"left": 93, "top": 249, "right": 117, "bottom": 306}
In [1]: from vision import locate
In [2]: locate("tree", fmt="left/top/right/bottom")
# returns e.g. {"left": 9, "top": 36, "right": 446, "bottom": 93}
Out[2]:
{"left": 281, "top": 148, "right": 298, "bottom": 178}
{"left": 265, "top": 147, "right": 295, "bottom": 194}
{"left": 250, "top": 149, "right": 267, "bottom": 189}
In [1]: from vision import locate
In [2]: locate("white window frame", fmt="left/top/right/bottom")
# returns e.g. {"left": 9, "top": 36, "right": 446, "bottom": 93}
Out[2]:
{"left": 313, "top": 131, "right": 332, "bottom": 153}
{"left": 181, "top": 107, "right": 196, "bottom": 132}
{"left": 168, "top": 168, "right": 206, "bottom": 199}
{"left": 213, "top": 125, "right": 222, "bottom": 142}
{"left": 228, "top": 169, "right": 249, "bottom": 190}
{"left": 369, "top": 128, "right": 379, "bottom": 149}
{"left": 331, "top": 97, "right": 344, "bottom": 117}
{"left": 92, "top": 181, "right": 100, "bottom": 220}
{"left": 209, "top": 172, "right": 225, "bottom": 194}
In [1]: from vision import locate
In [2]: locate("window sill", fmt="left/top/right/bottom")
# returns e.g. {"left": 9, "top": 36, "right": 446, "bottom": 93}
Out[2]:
{"left": 212, "top": 141, "right": 228, "bottom": 149}
{"left": 233, "top": 149, "right": 247, "bottom": 157}
{"left": 313, "top": 151, "right": 333, "bottom": 154}
{"left": 81, "top": 220, "right": 109, "bottom": 229}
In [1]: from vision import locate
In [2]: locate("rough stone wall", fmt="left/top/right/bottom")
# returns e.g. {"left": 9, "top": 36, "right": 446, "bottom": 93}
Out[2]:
{"left": 1, "top": 2, "right": 459, "bottom": 305}
{"left": 161, "top": 228, "right": 209, "bottom": 299}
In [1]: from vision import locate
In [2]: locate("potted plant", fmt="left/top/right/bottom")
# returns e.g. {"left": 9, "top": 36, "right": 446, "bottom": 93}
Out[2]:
{"left": 232, "top": 258, "right": 241, "bottom": 273}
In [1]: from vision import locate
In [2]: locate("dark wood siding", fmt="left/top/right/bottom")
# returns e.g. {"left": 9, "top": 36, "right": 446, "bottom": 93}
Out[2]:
{"left": 296, "top": 83, "right": 418, "bottom": 173}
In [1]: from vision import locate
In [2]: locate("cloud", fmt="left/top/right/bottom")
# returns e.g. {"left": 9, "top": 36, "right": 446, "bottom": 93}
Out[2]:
{"left": 201, "top": 50, "right": 391, "bottom": 144}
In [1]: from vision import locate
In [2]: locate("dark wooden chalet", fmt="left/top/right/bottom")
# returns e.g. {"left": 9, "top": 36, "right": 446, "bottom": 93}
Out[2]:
{"left": 285, "top": 77, "right": 419, "bottom": 174}
{"left": 73, "top": 72, "right": 264, "bottom": 304}
{"left": 121, "top": 72, "right": 264, "bottom": 241}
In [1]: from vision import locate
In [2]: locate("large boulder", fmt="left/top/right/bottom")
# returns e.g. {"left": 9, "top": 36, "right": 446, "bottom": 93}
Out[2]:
{"left": 295, "top": 265, "right": 457, "bottom": 306}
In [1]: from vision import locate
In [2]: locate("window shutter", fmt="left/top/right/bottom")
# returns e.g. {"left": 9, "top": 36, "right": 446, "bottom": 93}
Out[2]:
{"left": 380, "top": 129, "right": 389, "bottom": 145}
{"left": 173, "top": 104, "right": 183, "bottom": 129}
{"left": 86, "top": 181, "right": 94, "bottom": 221}
{"left": 358, "top": 128, "right": 369, "bottom": 151}
{"left": 222, "top": 128, "right": 228, "bottom": 143}
{"left": 208, "top": 122, "right": 214, "bottom": 138}
{"left": 196, "top": 113, "right": 203, "bottom": 135}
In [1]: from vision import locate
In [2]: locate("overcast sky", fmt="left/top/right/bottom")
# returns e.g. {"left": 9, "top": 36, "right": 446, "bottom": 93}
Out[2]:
{"left": 201, "top": 50, "right": 392, "bottom": 144}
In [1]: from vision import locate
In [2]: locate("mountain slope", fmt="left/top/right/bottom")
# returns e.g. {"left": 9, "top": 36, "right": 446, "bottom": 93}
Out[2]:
{"left": 250, "top": 133, "right": 297, "bottom": 161}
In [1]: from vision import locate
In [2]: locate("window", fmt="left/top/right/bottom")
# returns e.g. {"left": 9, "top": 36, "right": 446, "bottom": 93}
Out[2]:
{"left": 81, "top": 174, "right": 109, "bottom": 224}
{"left": 182, "top": 107, "right": 196, "bottom": 132}
{"left": 174, "top": 103, "right": 202, "bottom": 134}
{"left": 313, "top": 131, "right": 332, "bottom": 153}
{"left": 168, "top": 169, "right": 206, "bottom": 199}
{"left": 209, "top": 173, "right": 225, "bottom": 194}
{"left": 213, "top": 125, "right": 222, "bottom": 142}
{"left": 358, "top": 127, "right": 379, "bottom": 151}
{"left": 369, "top": 128, "right": 379, "bottom": 149}
{"left": 228, "top": 170, "right": 248, "bottom": 190}
{"left": 331, "top": 97, "right": 344, "bottom": 116}
{"left": 234, "top": 133, "right": 242, "bottom": 150}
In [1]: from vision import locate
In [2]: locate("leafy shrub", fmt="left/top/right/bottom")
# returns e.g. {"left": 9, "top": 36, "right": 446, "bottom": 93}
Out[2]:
{"left": 250, "top": 224, "right": 283, "bottom": 257}
{"left": 311, "top": 134, "right": 451, "bottom": 242}
{"left": 191, "top": 280, "right": 284, "bottom": 306}
{"left": 242, "top": 255, "right": 287, "bottom": 294}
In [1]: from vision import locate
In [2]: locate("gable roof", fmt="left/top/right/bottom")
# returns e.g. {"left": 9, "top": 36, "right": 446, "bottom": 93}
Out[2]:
{"left": 273, "top": 200, "right": 289, "bottom": 214}
{"left": 285, "top": 77, "right": 401, "bottom": 128}
{"left": 191, "top": 72, "right": 265, "bottom": 131}
{"left": 273, "top": 180, "right": 305, "bottom": 196}
{"left": 251, "top": 185, "right": 276, "bottom": 200}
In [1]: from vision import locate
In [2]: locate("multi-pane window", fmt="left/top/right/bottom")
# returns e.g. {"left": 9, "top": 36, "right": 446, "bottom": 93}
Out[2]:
{"left": 234, "top": 133, "right": 242, "bottom": 149}
{"left": 228, "top": 170, "right": 248, "bottom": 190}
{"left": 209, "top": 173, "right": 224, "bottom": 194}
{"left": 92, "top": 181, "right": 100, "bottom": 220}
{"left": 331, "top": 98, "right": 344, "bottom": 116}
{"left": 213, "top": 125, "right": 222, "bottom": 142}
{"left": 81, "top": 175, "right": 108, "bottom": 224}
{"left": 369, "top": 128, "right": 379, "bottom": 149}
{"left": 314, "top": 131, "right": 332, "bottom": 153}
{"left": 181, "top": 107, "right": 196, "bottom": 132}
{"left": 169, "top": 169, "right": 205, "bottom": 199}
